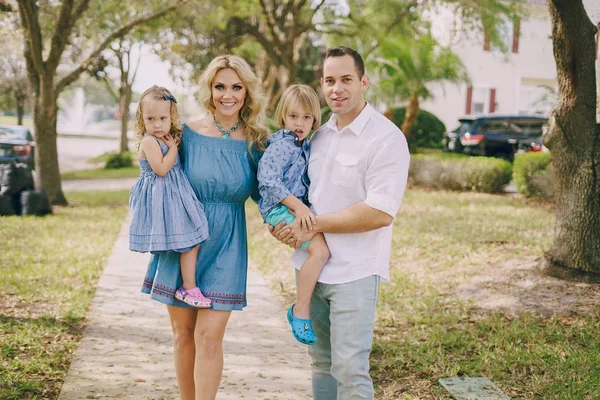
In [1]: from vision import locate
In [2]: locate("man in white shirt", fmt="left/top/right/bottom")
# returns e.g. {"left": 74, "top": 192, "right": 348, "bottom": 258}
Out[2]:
{"left": 272, "top": 46, "right": 410, "bottom": 399}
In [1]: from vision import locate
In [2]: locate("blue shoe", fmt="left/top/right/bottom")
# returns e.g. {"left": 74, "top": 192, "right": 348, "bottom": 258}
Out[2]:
{"left": 287, "top": 304, "right": 317, "bottom": 345}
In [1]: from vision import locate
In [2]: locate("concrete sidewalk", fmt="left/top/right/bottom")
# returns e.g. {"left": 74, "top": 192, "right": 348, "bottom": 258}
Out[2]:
{"left": 63, "top": 178, "right": 138, "bottom": 192}
{"left": 58, "top": 220, "right": 312, "bottom": 400}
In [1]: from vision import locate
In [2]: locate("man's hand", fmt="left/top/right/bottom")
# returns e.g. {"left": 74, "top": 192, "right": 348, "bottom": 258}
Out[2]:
{"left": 287, "top": 218, "right": 317, "bottom": 248}
{"left": 268, "top": 221, "right": 297, "bottom": 248}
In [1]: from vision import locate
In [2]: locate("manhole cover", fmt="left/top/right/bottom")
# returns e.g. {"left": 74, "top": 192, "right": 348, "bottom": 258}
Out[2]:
{"left": 438, "top": 377, "right": 510, "bottom": 400}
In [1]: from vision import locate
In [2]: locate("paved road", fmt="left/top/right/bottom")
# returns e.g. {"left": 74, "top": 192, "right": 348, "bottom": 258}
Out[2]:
{"left": 58, "top": 136, "right": 134, "bottom": 172}
{"left": 62, "top": 178, "right": 137, "bottom": 192}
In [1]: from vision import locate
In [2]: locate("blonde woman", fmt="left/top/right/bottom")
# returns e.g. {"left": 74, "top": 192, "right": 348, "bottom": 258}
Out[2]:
{"left": 141, "top": 56, "right": 267, "bottom": 400}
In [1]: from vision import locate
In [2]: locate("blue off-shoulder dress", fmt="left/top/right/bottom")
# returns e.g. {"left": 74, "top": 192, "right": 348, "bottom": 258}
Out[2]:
{"left": 142, "top": 124, "right": 262, "bottom": 311}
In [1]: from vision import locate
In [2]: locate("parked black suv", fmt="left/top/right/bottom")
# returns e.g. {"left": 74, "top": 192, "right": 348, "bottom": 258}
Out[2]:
{"left": 442, "top": 115, "right": 547, "bottom": 161}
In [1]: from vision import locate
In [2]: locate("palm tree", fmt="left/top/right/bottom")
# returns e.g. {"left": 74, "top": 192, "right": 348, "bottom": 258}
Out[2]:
{"left": 377, "top": 35, "right": 469, "bottom": 139}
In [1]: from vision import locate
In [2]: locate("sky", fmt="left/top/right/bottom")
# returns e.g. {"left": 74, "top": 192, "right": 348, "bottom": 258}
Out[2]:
{"left": 583, "top": 0, "right": 600, "bottom": 23}
{"left": 130, "top": 46, "right": 177, "bottom": 94}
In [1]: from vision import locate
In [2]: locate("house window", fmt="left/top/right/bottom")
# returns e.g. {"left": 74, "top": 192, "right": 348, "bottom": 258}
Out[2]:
{"left": 483, "top": 19, "right": 520, "bottom": 53}
{"left": 466, "top": 86, "right": 496, "bottom": 115}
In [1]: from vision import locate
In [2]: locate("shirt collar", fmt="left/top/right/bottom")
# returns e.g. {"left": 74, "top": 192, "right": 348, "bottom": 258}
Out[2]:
{"left": 282, "top": 129, "right": 309, "bottom": 149}
{"left": 325, "top": 102, "right": 374, "bottom": 136}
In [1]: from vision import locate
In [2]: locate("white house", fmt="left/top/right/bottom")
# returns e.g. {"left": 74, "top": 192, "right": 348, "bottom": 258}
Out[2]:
{"left": 420, "top": 0, "right": 560, "bottom": 131}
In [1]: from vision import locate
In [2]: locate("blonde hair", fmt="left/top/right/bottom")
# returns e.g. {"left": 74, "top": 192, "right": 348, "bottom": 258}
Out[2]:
{"left": 134, "top": 85, "right": 182, "bottom": 143}
{"left": 197, "top": 55, "right": 268, "bottom": 151}
{"left": 275, "top": 84, "right": 321, "bottom": 131}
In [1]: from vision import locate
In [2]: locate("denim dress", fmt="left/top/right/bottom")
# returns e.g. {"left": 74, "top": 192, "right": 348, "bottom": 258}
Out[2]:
{"left": 141, "top": 125, "right": 262, "bottom": 310}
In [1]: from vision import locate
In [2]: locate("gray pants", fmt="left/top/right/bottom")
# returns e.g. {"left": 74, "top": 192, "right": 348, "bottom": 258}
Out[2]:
{"left": 308, "top": 275, "right": 380, "bottom": 400}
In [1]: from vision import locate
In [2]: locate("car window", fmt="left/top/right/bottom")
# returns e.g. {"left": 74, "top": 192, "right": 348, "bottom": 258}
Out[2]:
{"left": 0, "top": 127, "right": 32, "bottom": 141}
{"left": 508, "top": 119, "right": 546, "bottom": 135}
{"left": 452, "top": 121, "right": 472, "bottom": 134}
{"left": 479, "top": 120, "right": 507, "bottom": 134}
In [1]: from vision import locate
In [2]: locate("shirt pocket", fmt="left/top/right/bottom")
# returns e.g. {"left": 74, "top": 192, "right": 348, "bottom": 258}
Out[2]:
{"left": 332, "top": 153, "right": 360, "bottom": 188}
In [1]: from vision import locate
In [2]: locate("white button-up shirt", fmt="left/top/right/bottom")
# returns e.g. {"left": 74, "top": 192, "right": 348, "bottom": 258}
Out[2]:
{"left": 291, "top": 103, "right": 410, "bottom": 284}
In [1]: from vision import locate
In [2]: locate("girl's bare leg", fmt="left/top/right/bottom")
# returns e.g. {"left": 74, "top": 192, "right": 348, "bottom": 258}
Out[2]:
{"left": 180, "top": 245, "right": 200, "bottom": 290}
{"left": 294, "top": 233, "right": 329, "bottom": 319}
{"left": 194, "top": 309, "right": 232, "bottom": 400}
{"left": 167, "top": 306, "right": 198, "bottom": 400}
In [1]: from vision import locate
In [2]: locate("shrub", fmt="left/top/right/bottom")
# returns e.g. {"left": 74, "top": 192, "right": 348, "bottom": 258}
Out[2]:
{"left": 458, "top": 157, "right": 513, "bottom": 193}
{"left": 410, "top": 155, "right": 512, "bottom": 194}
{"left": 529, "top": 168, "right": 554, "bottom": 200}
{"left": 386, "top": 107, "right": 446, "bottom": 150}
{"left": 513, "top": 152, "right": 553, "bottom": 199}
{"left": 105, "top": 152, "right": 134, "bottom": 169}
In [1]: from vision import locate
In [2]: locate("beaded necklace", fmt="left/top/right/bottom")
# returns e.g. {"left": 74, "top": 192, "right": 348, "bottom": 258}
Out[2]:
{"left": 213, "top": 115, "right": 241, "bottom": 139}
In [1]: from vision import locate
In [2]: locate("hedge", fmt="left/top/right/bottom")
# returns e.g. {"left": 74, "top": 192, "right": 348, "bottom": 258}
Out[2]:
{"left": 513, "top": 152, "right": 553, "bottom": 200}
{"left": 410, "top": 155, "right": 512, "bottom": 194}
{"left": 105, "top": 152, "right": 134, "bottom": 169}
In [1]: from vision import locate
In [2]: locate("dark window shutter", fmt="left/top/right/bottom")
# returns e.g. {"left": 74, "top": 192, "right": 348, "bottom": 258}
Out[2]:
{"left": 489, "top": 88, "right": 496, "bottom": 113}
{"left": 466, "top": 86, "right": 473, "bottom": 115}
{"left": 512, "top": 19, "right": 520, "bottom": 53}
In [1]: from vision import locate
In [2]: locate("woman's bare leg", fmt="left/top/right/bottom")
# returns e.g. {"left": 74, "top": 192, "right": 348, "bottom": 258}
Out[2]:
{"left": 194, "top": 309, "right": 232, "bottom": 400}
{"left": 167, "top": 305, "right": 198, "bottom": 400}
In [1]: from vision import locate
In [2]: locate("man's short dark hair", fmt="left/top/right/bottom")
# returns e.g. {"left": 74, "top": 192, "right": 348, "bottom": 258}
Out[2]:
{"left": 324, "top": 46, "right": 365, "bottom": 78}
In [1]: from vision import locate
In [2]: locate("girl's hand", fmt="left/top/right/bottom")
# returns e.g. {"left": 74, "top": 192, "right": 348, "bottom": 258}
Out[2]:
{"left": 295, "top": 204, "right": 316, "bottom": 232}
{"left": 162, "top": 134, "right": 178, "bottom": 148}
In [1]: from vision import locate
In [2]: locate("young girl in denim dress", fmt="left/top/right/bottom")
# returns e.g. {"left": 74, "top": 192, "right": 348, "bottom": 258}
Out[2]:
{"left": 258, "top": 84, "right": 330, "bottom": 345}
{"left": 129, "top": 85, "right": 211, "bottom": 308}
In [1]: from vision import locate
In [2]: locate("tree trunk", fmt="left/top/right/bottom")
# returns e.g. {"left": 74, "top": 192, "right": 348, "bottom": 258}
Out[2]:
{"left": 34, "top": 79, "right": 67, "bottom": 205}
{"left": 597, "top": 23, "right": 600, "bottom": 120}
{"left": 401, "top": 95, "right": 419, "bottom": 139}
{"left": 15, "top": 92, "right": 25, "bottom": 126}
{"left": 544, "top": 0, "right": 600, "bottom": 274}
{"left": 119, "top": 84, "right": 131, "bottom": 154}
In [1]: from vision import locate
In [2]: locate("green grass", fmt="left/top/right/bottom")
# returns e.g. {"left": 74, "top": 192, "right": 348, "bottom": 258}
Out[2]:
{"left": 61, "top": 166, "right": 140, "bottom": 180}
{"left": 246, "top": 189, "right": 600, "bottom": 399}
{"left": 0, "top": 190, "right": 129, "bottom": 399}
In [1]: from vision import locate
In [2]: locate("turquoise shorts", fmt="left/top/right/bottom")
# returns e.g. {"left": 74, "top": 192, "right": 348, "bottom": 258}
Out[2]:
{"left": 265, "top": 205, "right": 310, "bottom": 250}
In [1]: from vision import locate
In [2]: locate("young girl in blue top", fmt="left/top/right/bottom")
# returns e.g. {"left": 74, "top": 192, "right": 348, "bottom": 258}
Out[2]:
{"left": 129, "top": 85, "right": 212, "bottom": 309}
{"left": 258, "top": 84, "right": 330, "bottom": 345}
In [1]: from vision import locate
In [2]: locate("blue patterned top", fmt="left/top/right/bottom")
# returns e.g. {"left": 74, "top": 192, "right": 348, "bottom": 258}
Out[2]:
{"left": 257, "top": 129, "right": 310, "bottom": 220}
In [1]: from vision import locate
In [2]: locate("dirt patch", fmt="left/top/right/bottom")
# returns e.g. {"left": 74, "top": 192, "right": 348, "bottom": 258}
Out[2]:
{"left": 0, "top": 295, "right": 60, "bottom": 319}
{"left": 444, "top": 256, "right": 600, "bottom": 317}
